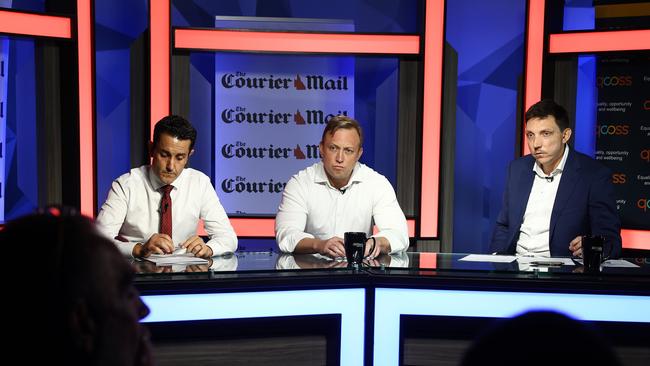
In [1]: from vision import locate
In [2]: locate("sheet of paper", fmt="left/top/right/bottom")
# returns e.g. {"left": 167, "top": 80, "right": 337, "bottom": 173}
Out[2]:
{"left": 146, "top": 253, "right": 209, "bottom": 265}
{"left": 516, "top": 257, "right": 576, "bottom": 266}
{"left": 459, "top": 254, "right": 517, "bottom": 263}
{"left": 602, "top": 259, "right": 640, "bottom": 268}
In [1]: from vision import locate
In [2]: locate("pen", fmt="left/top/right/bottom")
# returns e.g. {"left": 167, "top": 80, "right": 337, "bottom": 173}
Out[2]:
{"left": 530, "top": 261, "right": 564, "bottom": 266}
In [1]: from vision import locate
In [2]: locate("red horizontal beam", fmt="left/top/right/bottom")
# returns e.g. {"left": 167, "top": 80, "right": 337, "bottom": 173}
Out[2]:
{"left": 198, "top": 218, "right": 417, "bottom": 238}
{"left": 549, "top": 29, "right": 650, "bottom": 53}
{"left": 174, "top": 29, "right": 420, "bottom": 54}
{"left": 0, "top": 10, "right": 71, "bottom": 38}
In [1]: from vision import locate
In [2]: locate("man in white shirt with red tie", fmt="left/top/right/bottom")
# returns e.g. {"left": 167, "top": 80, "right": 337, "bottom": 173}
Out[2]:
{"left": 97, "top": 115, "right": 237, "bottom": 258}
{"left": 275, "top": 115, "right": 409, "bottom": 259}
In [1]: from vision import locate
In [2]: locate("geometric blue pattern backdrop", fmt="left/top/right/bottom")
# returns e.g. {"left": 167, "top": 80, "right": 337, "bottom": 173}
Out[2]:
{"left": 1, "top": 0, "right": 44, "bottom": 223}
{"left": 447, "top": 0, "right": 526, "bottom": 253}
{"left": 94, "top": 0, "right": 148, "bottom": 211}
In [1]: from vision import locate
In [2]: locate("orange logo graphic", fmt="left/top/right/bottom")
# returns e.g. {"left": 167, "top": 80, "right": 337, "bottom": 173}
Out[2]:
{"left": 294, "top": 74, "right": 306, "bottom": 90}
{"left": 642, "top": 149, "right": 650, "bottom": 162}
{"left": 294, "top": 145, "right": 306, "bottom": 159}
{"left": 638, "top": 198, "right": 650, "bottom": 212}
{"left": 294, "top": 110, "right": 305, "bottom": 124}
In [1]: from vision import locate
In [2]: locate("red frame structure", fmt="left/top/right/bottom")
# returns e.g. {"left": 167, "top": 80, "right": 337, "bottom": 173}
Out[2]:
{"left": 2, "top": 1, "right": 647, "bottom": 248}
{"left": 153, "top": 0, "right": 444, "bottom": 238}
{"left": 0, "top": 6, "right": 94, "bottom": 216}
{"left": 523, "top": 0, "right": 650, "bottom": 249}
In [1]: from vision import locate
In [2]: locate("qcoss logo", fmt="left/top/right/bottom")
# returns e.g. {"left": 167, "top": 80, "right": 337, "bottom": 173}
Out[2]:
{"left": 597, "top": 76, "right": 632, "bottom": 87}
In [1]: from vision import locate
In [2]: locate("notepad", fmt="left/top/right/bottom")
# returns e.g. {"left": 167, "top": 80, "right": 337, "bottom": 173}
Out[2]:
{"left": 459, "top": 254, "right": 517, "bottom": 263}
{"left": 146, "top": 253, "right": 209, "bottom": 265}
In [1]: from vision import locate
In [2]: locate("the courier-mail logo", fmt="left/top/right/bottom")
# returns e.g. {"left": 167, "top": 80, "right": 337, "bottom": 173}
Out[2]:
{"left": 221, "top": 142, "right": 318, "bottom": 160}
{"left": 221, "top": 107, "right": 348, "bottom": 125}
{"left": 219, "top": 71, "right": 349, "bottom": 91}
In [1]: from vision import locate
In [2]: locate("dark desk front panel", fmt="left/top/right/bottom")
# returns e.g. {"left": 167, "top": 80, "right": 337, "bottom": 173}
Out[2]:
{"left": 134, "top": 252, "right": 650, "bottom": 366}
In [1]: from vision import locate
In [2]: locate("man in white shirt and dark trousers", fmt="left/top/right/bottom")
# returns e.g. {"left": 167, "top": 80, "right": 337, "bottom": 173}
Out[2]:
{"left": 97, "top": 115, "right": 237, "bottom": 259}
{"left": 275, "top": 115, "right": 409, "bottom": 258}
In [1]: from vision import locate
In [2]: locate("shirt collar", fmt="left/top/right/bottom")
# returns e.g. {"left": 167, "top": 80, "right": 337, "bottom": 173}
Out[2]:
{"left": 148, "top": 166, "right": 185, "bottom": 191}
{"left": 533, "top": 144, "right": 569, "bottom": 178}
{"left": 314, "top": 161, "right": 365, "bottom": 189}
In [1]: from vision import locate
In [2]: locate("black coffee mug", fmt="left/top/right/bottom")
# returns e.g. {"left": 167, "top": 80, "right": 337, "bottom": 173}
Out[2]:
{"left": 582, "top": 235, "right": 605, "bottom": 273}
{"left": 344, "top": 232, "right": 374, "bottom": 265}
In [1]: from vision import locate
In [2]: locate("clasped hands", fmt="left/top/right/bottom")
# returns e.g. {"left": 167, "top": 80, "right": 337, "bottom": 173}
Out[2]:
{"left": 317, "top": 236, "right": 381, "bottom": 260}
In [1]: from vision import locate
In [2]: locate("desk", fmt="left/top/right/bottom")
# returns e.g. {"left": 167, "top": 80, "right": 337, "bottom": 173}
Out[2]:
{"left": 134, "top": 252, "right": 650, "bottom": 365}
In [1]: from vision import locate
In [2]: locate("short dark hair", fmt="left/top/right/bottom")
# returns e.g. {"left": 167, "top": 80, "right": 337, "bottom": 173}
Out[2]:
{"left": 153, "top": 115, "right": 197, "bottom": 151}
{"left": 525, "top": 100, "right": 570, "bottom": 131}
{"left": 321, "top": 115, "right": 363, "bottom": 147}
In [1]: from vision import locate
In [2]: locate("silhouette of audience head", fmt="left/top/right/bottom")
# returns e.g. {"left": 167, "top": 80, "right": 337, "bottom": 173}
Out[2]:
{"left": 461, "top": 310, "right": 621, "bottom": 366}
{"left": 1, "top": 206, "right": 153, "bottom": 366}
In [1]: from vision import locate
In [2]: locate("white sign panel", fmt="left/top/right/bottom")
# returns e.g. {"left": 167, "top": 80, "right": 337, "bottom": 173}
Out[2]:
{"left": 214, "top": 18, "right": 355, "bottom": 215}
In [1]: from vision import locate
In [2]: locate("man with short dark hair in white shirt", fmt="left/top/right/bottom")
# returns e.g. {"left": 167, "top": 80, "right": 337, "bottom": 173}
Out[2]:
{"left": 275, "top": 115, "right": 409, "bottom": 259}
{"left": 97, "top": 115, "right": 237, "bottom": 259}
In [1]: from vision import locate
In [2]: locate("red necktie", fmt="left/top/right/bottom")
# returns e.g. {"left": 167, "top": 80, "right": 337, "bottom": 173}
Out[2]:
{"left": 159, "top": 185, "right": 173, "bottom": 238}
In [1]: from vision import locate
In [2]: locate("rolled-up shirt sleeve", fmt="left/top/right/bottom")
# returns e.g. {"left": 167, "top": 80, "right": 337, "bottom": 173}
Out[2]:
{"left": 372, "top": 177, "right": 409, "bottom": 253}
{"left": 201, "top": 179, "right": 238, "bottom": 255}
{"left": 275, "top": 176, "right": 315, "bottom": 253}
{"left": 96, "top": 179, "right": 138, "bottom": 257}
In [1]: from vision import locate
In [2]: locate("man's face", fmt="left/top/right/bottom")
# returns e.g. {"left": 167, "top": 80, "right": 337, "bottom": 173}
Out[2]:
{"left": 90, "top": 245, "right": 152, "bottom": 366}
{"left": 319, "top": 128, "right": 363, "bottom": 189}
{"left": 150, "top": 132, "right": 193, "bottom": 185}
{"left": 526, "top": 116, "right": 571, "bottom": 174}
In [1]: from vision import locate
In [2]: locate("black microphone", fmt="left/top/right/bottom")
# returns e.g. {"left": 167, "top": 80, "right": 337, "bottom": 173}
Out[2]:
{"left": 545, "top": 176, "right": 554, "bottom": 183}
{"left": 339, "top": 188, "right": 346, "bottom": 195}
{"left": 163, "top": 202, "right": 169, "bottom": 212}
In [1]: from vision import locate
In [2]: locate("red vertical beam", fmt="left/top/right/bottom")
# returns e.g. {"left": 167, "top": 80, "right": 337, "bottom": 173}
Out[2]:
{"left": 522, "top": 0, "right": 546, "bottom": 155}
{"left": 77, "top": 0, "right": 95, "bottom": 216}
{"left": 150, "top": 0, "right": 170, "bottom": 138}
{"left": 419, "top": 0, "right": 445, "bottom": 238}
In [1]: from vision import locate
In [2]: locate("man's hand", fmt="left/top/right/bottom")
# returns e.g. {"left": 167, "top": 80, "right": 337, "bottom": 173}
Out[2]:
{"left": 316, "top": 237, "right": 346, "bottom": 259}
{"left": 133, "top": 233, "right": 175, "bottom": 258}
{"left": 364, "top": 237, "right": 381, "bottom": 259}
{"left": 182, "top": 235, "right": 213, "bottom": 258}
{"left": 569, "top": 236, "right": 583, "bottom": 258}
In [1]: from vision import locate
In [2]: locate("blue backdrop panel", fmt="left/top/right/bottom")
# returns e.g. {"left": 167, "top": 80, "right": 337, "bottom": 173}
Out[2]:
{"left": 0, "top": 1, "right": 45, "bottom": 222}
{"left": 447, "top": 0, "right": 526, "bottom": 254}
{"left": 94, "top": 0, "right": 149, "bottom": 211}
{"left": 2, "top": 38, "right": 39, "bottom": 222}
{"left": 172, "top": 0, "right": 421, "bottom": 34}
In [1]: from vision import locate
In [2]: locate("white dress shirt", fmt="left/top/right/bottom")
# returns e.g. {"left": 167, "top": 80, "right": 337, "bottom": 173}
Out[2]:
{"left": 275, "top": 162, "right": 409, "bottom": 254}
{"left": 516, "top": 146, "right": 569, "bottom": 257}
{"left": 96, "top": 166, "right": 237, "bottom": 257}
